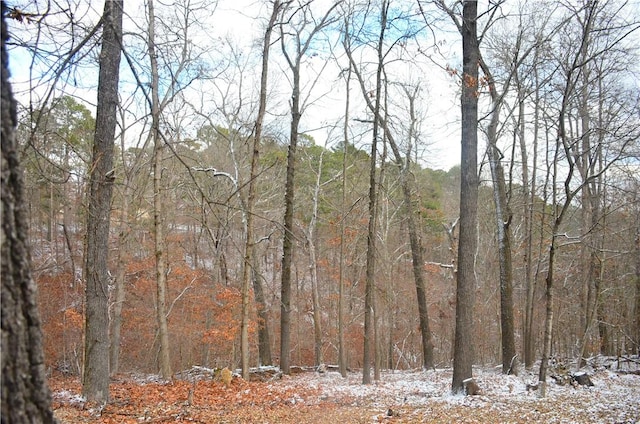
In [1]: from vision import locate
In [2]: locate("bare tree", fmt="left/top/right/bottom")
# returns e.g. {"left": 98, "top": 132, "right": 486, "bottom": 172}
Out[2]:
{"left": 395, "top": 84, "right": 435, "bottom": 371}
{"left": 537, "top": 0, "right": 638, "bottom": 396}
{"left": 147, "top": 0, "right": 172, "bottom": 380}
{"left": 83, "top": 0, "right": 123, "bottom": 402}
{"left": 278, "top": 0, "right": 340, "bottom": 374}
{"left": 240, "top": 0, "right": 281, "bottom": 379}
{"left": 477, "top": 14, "right": 556, "bottom": 374}
{"left": 342, "top": 0, "right": 387, "bottom": 384}
{"left": 445, "top": 0, "right": 480, "bottom": 394}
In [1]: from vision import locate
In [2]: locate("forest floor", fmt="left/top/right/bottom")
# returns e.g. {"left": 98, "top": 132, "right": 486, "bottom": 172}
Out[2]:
{"left": 51, "top": 358, "right": 640, "bottom": 423}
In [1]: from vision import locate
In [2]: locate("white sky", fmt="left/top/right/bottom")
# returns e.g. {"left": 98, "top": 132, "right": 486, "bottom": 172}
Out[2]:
{"left": 5, "top": 0, "right": 479, "bottom": 172}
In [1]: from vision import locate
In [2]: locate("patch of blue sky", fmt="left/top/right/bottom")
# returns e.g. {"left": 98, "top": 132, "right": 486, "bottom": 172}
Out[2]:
{"left": 344, "top": 2, "right": 428, "bottom": 50}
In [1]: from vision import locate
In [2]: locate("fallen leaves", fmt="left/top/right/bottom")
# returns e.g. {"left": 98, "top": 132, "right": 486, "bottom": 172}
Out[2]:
{"left": 51, "top": 367, "right": 640, "bottom": 423}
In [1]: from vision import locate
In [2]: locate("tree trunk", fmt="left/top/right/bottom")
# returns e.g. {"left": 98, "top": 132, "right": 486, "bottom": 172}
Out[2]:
{"left": 110, "top": 175, "right": 131, "bottom": 376}
{"left": 307, "top": 150, "right": 325, "bottom": 366}
{"left": 338, "top": 55, "right": 351, "bottom": 379}
{"left": 522, "top": 60, "right": 540, "bottom": 369}
{"left": 252, "top": 261, "right": 272, "bottom": 366}
{"left": 1, "top": 6, "right": 56, "bottom": 420}
{"left": 451, "top": 0, "right": 479, "bottom": 394}
{"left": 635, "top": 225, "right": 640, "bottom": 356}
{"left": 278, "top": 52, "right": 299, "bottom": 377}
{"left": 388, "top": 84, "right": 434, "bottom": 371}
{"left": 538, "top": 226, "right": 558, "bottom": 398}
{"left": 83, "top": 0, "right": 123, "bottom": 402}
{"left": 148, "top": 0, "right": 172, "bottom": 380}
{"left": 481, "top": 69, "right": 517, "bottom": 375}
{"left": 241, "top": 0, "right": 279, "bottom": 379}
{"left": 362, "top": 1, "right": 388, "bottom": 385}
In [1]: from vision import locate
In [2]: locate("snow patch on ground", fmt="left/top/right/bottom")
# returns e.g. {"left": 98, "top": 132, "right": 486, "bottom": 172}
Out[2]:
{"left": 276, "top": 364, "right": 640, "bottom": 423}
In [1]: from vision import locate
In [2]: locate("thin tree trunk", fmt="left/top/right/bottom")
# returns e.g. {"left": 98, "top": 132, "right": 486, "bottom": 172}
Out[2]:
{"left": 635, "top": 225, "right": 640, "bottom": 356}
{"left": 522, "top": 61, "right": 540, "bottom": 369}
{"left": 148, "top": 0, "right": 172, "bottom": 380}
{"left": 110, "top": 105, "right": 137, "bottom": 376}
{"left": 451, "top": 0, "right": 479, "bottom": 394}
{"left": 82, "top": 0, "right": 123, "bottom": 402}
{"left": 362, "top": 0, "right": 388, "bottom": 385}
{"left": 241, "top": 0, "right": 279, "bottom": 379}
{"left": 479, "top": 63, "right": 517, "bottom": 375}
{"left": 538, "top": 223, "right": 558, "bottom": 397}
{"left": 1, "top": 6, "right": 56, "bottom": 420}
{"left": 387, "top": 84, "right": 434, "bottom": 371}
{"left": 338, "top": 53, "right": 351, "bottom": 379}
{"left": 539, "top": 2, "right": 597, "bottom": 390}
{"left": 307, "top": 150, "right": 325, "bottom": 366}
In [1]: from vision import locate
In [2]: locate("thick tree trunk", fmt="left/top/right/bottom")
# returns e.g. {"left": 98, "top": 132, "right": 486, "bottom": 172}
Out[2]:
{"left": 279, "top": 60, "right": 300, "bottom": 376}
{"left": 451, "top": 0, "right": 479, "bottom": 394}
{"left": 110, "top": 150, "right": 132, "bottom": 376}
{"left": 83, "top": 0, "right": 123, "bottom": 402}
{"left": 252, "top": 262, "right": 272, "bottom": 366}
{"left": 1, "top": 6, "right": 56, "bottom": 421}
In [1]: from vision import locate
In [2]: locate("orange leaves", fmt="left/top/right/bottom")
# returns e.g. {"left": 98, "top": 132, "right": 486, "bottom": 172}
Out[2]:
{"left": 63, "top": 308, "right": 83, "bottom": 330}
{"left": 446, "top": 64, "right": 459, "bottom": 77}
{"left": 202, "top": 286, "right": 257, "bottom": 345}
{"left": 51, "top": 373, "right": 328, "bottom": 423}
{"left": 36, "top": 272, "right": 83, "bottom": 371}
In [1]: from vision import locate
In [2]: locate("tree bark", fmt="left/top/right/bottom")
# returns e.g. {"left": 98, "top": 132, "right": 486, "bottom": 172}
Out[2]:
{"left": 635, "top": 225, "right": 640, "bottom": 356}
{"left": 278, "top": 38, "right": 299, "bottom": 376}
{"left": 242, "top": 0, "right": 279, "bottom": 378}
{"left": 479, "top": 59, "right": 517, "bottom": 376}
{"left": 147, "top": 0, "right": 172, "bottom": 380}
{"left": 252, "top": 261, "right": 272, "bottom": 366}
{"left": 307, "top": 150, "right": 325, "bottom": 367}
{"left": 1, "top": 5, "right": 56, "bottom": 420}
{"left": 240, "top": 0, "right": 278, "bottom": 380}
{"left": 387, "top": 84, "right": 434, "bottom": 371}
{"left": 451, "top": 0, "right": 479, "bottom": 394}
{"left": 361, "top": 0, "right": 388, "bottom": 385}
{"left": 338, "top": 55, "right": 351, "bottom": 379}
{"left": 522, "top": 59, "right": 540, "bottom": 369}
{"left": 278, "top": 1, "right": 337, "bottom": 374}
{"left": 83, "top": 0, "right": 123, "bottom": 402}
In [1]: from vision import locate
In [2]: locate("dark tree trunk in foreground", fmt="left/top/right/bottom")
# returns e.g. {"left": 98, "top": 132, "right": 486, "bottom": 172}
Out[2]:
{"left": 1, "top": 4, "right": 56, "bottom": 421}
{"left": 452, "top": 0, "right": 479, "bottom": 394}
{"left": 83, "top": 0, "right": 123, "bottom": 403}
